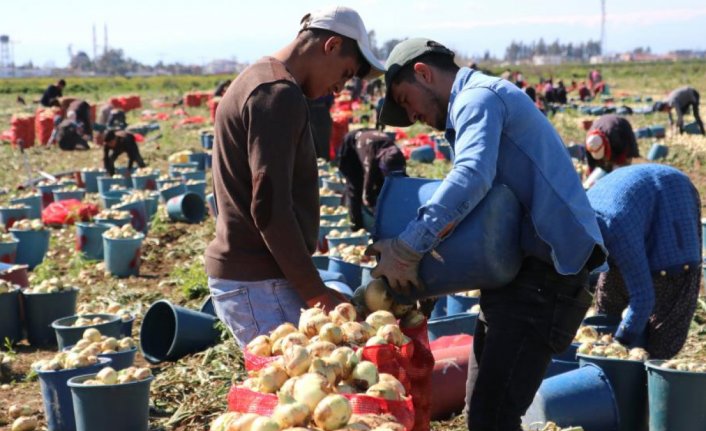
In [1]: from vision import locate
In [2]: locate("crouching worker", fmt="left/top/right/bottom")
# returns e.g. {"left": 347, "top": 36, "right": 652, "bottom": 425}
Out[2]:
{"left": 588, "top": 164, "right": 702, "bottom": 359}
{"left": 585, "top": 114, "right": 639, "bottom": 173}
{"left": 103, "top": 129, "right": 146, "bottom": 176}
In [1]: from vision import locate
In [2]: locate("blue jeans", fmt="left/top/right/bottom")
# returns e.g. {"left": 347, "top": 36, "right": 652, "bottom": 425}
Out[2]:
{"left": 208, "top": 277, "right": 306, "bottom": 347}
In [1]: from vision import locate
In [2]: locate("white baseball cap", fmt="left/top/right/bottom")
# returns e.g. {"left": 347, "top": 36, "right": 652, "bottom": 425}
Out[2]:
{"left": 585, "top": 134, "right": 605, "bottom": 160}
{"left": 300, "top": 6, "right": 385, "bottom": 79}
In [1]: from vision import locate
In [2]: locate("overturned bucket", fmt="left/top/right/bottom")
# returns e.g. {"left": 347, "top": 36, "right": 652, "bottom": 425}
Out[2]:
{"left": 166, "top": 193, "right": 205, "bottom": 223}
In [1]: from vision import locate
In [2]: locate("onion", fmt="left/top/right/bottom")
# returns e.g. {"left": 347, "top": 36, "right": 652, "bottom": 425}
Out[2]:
{"left": 577, "top": 343, "right": 592, "bottom": 355}
{"left": 399, "top": 309, "right": 425, "bottom": 328}
{"left": 374, "top": 422, "right": 406, "bottom": 431}
{"left": 300, "top": 313, "right": 332, "bottom": 338}
{"left": 273, "top": 394, "right": 311, "bottom": 429}
{"left": 209, "top": 412, "right": 240, "bottom": 431}
{"left": 250, "top": 417, "right": 281, "bottom": 431}
{"left": 366, "top": 382, "right": 401, "bottom": 401}
{"left": 283, "top": 345, "right": 311, "bottom": 377}
{"left": 391, "top": 303, "right": 413, "bottom": 318}
{"left": 365, "top": 336, "right": 388, "bottom": 347}
{"left": 330, "top": 303, "right": 357, "bottom": 325}
{"left": 97, "top": 367, "right": 118, "bottom": 385}
{"left": 376, "top": 324, "right": 404, "bottom": 346}
{"left": 323, "top": 357, "right": 344, "bottom": 380}
{"left": 351, "top": 361, "right": 378, "bottom": 390}
{"left": 8, "top": 405, "right": 31, "bottom": 419}
{"left": 341, "top": 322, "right": 367, "bottom": 345}
{"left": 271, "top": 323, "right": 298, "bottom": 342}
{"left": 307, "top": 341, "right": 337, "bottom": 358}
{"left": 313, "top": 394, "right": 353, "bottom": 431}
{"left": 101, "top": 337, "right": 119, "bottom": 352}
{"left": 247, "top": 335, "right": 272, "bottom": 357}
{"left": 364, "top": 279, "right": 393, "bottom": 312}
{"left": 133, "top": 367, "right": 152, "bottom": 381}
{"left": 365, "top": 311, "right": 396, "bottom": 331}
{"left": 280, "top": 333, "right": 310, "bottom": 354}
{"left": 271, "top": 337, "right": 286, "bottom": 356}
{"left": 242, "top": 377, "right": 260, "bottom": 391}
{"left": 329, "top": 347, "right": 359, "bottom": 379}
{"left": 378, "top": 373, "right": 406, "bottom": 396}
{"left": 259, "top": 364, "right": 289, "bottom": 393}
{"left": 318, "top": 323, "right": 343, "bottom": 345}
{"left": 293, "top": 372, "right": 330, "bottom": 411}
{"left": 11, "top": 417, "right": 37, "bottom": 431}
{"left": 309, "top": 358, "right": 337, "bottom": 386}
{"left": 335, "top": 382, "right": 358, "bottom": 394}
{"left": 82, "top": 328, "right": 102, "bottom": 343}
{"left": 233, "top": 413, "right": 261, "bottom": 431}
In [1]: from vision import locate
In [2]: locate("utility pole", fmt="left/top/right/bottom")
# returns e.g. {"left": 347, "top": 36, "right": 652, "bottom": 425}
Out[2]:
{"left": 103, "top": 23, "right": 108, "bottom": 56}
{"left": 600, "top": 0, "right": 606, "bottom": 55}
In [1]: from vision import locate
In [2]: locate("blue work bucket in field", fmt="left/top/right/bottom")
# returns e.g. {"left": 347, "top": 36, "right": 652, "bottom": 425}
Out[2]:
{"left": 430, "top": 296, "right": 448, "bottom": 319}
{"left": 114, "top": 200, "right": 149, "bottom": 233}
{"left": 647, "top": 143, "right": 668, "bottom": 161}
{"left": 97, "top": 177, "right": 128, "bottom": 194}
{"left": 37, "top": 183, "right": 61, "bottom": 207}
{"left": 327, "top": 257, "right": 362, "bottom": 288}
{"left": 427, "top": 313, "right": 479, "bottom": 341}
{"left": 140, "top": 299, "right": 220, "bottom": 363}
{"left": 375, "top": 176, "right": 522, "bottom": 302}
{"left": 166, "top": 193, "right": 205, "bottom": 223}
{"left": 75, "top": 222, "right": 112, "bottom": 260}
{"left": 410, "top": 145, "right": 436, "bottom": 163}
{"left": 649, "top": 125, "right": 666, "bottom": 139}
{"left": 37, "top": 358, "right": 112, "bottom": 431}
{"left": 188, "top": 152, "right": 207, "bottom": 171}
{"left": 10, "top": 227, "right": 50, "bottom": 270}
{"left": 201, "top": 132, "right": 214, "bottom": 149}
{"left": 185, "top": 180, "right": 207, "bottom": 201}
{"left": 131, "top": 174, "right": 158, "bottom": 191}
{"left": 102, "top": 233, "right": 144, "bottom": 278}
{"left": 168, "top": 162, "right": 199, "bottom": 177}
{"left": 159, "top": 183, "right": 187, "bottom": 203}
{"left": 0, "top": 238, "right": 18, "bottom": 264}
{"left": 0, "top": 206, "right": 28, "bottom": 230}
{"left": 63, "top": 345, "right": 137, "bottom": 371}
{"left": 446, "top": 295, "right": 480, "bottom": 315}
{"left": 80, "top": 170, "right": 105, "bottom": 193}
{"left": 10, "top": 194, "right": 42, "bottom": 219}
{"left": 94, "top": 215, "right": 132, "bottom": 228}
{"left": 322, "top": 177, "right": 346, "bottom": 193}
{"left": 100, "top": 190, "right": 131, "bottom": 208}
{"left": 320, "top": 194, "right": 342, "bottom": 207}
{"left": 53, "top": 189, "right": 86, "bottom": 202}
{"left": 0, "top": 288, "right": 22, "bottom": 344}
{"left": 69, "top": 372, "right": 153, "bottom": 431}
{"left": 52, "top": 313, "right": 122, "bottom": 350}
{"left": 326, "top": 233, "right": 370, "bottom": 249}
{"left": 181, "top": 170, "right": 206, "bottom": 182}
{"left": 544, "top": 358, "right": 580, "bottom": 379}
{"left": 578, "top": 354, "right": 648, "bottom": 431}
{"left": 206, "top": 192, "right": 217, "bottom": 218}
{"left": 523, "top": 363, "right": 619, "bottom": 431}
{"left": 120, "top": 315, "right": 135, "bottom": 337}
{"left": 582, "top": 314, "right": 621, "bottom": 336}
{"left": 684, "top": 121, "right": 702, "bottom": 135}
{"left": 23, "top": 288, "right": 79, "bottom": 347}
{"left": 646, "top": 359, "right": 706, "bottom": 431}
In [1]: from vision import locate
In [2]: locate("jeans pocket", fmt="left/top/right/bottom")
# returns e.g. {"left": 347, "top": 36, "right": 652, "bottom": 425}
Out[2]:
{"left": 272, "top": 281, "right": 306, "bottom": 326}
{"left": 549, "top": 287, "right": 592, "bottom": 353}
{"left": 211, "top": 285, "right": 257, "bottom": 345}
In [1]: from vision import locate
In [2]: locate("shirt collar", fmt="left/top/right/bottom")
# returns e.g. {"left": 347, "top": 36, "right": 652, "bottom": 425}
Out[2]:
{"left": 445, "top": 67, "right": 474, "bottom": 143}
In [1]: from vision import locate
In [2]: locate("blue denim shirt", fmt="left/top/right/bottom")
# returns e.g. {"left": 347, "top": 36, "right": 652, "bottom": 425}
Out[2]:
{"left": 398, "top": 68, "right": 606, "bottom": 275}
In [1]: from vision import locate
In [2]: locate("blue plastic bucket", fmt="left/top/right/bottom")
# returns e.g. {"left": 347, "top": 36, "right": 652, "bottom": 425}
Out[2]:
{"left": 52, "top": 313, "right": 122, "bottom": 350}
{"left": 206, "top": 193, "right": 217, "bottom": 218}
{"left": 646, "top": 360, "right": 706, "bottom": 431}
{"left": 318, "top": 269, "right": 348, "bottom": 284}
{"left": 189, "top": 152, "right": 207, "bottom": 171}
{"left": 523, "top": 363, "right": 619, "bottom": 431}
{"left": 100, "top": 190, "right": 130, "bottom": 208}
{"left": 446, "top": 295, "right": 480, "bottom": 315}
{"left": 185, "top": 180, "right": 207, "bottom": 200}
{"left": 647, "top": 143, "right": 669, "bottom": 161}
{"left": 69, "top": 372, "right": 153, "bottom": 431}
{"left": 201, "top": 132, "right": 214, "bottom": 149}
{"left": 649, "top": 125, "right": 666, "bottom": 139}
{"left": 437, "top": 143, "right": 454, "bottom": 161}
{"left": 319, "top": 225, "right": 350, "bottom": 243}
{"left": 97, "top": 177, "right": 128, "bottom": 194}
{"left": 427, "top": 313, "right": 479, "bottom": 341}
{"left": 0, "top": 288, "right": 22, "bottom": 344}
{"left": 94, "top": 216, "right": 131, "bottom": 228}
{"left": 360, "top": 265, "right": 374, "bottom": 286}
{"left": 635, "top": 127, "right": 652, "bottom": 139}
{"left": 37, "top": 183, "right": 61, "bottom": 207}
{"left": 327, "top": 257, "right": 362, "bottom": 287}
{"left": 582, "top": 314, "right": 621, "bottom": 336}
{"left": 578, "top": 354, "right": 648, "bottom": 431}
{"left": 410, "top": 145, "right": 436, "bottom": 163}
{"left": 322, "top": 177, "right": 346, "bottom": 193}
{"left": 140, "top": 299, "right": 221, "bottom": 363}
{"left": 131, "top": 174, "right": 158, "bottom": 191}
{"left": 430, "top": 296, "right": 448, "bottom": 319}
{"left": 205, "top": 152, "right": 212, "bottom": 169}
{"left": 321, "top": 212, "right": 349, "bottom": 224}
{"left": 53, "top": 189, "right": 86, "bottom": 202}
{"left": 545, "top": 358, "right": 580, "bottom": 379}
{"left": 553, "top": 342, "right": 580, "bottom": 362}
{"left": 37, "top": 358, "right": 112, "bottom": 431}
{"left": 326, "top": 234, "right": 369, "bottom": 249}
{"left": 120, "top": 315, "right": 135, "bottom": 337}
{"left": 160, "top": 183, "right": 187, "bottom": 203}
{"left": 684, "top": 121, "right": 702, "bottom": 135}
{"left": 181, "top": 170, "right": 206, "bottom": 182}
{"left": 166, "top": 193, "right": 205, "bottom": 223}
{"left": 23, "top": 288, "right": 79, "bottom": 347}
{"left": 0, "top": 239, "right": 18, "bottom": 263}
{"left": 97, "top": 346, "right": 137, "bottom": 371}
{"left": 168, "top": 162, "right": 199, "bottom": 177}
{"left": 114, "top": 201, "right": 149, "bottom": 233}
{"left": 375, "top": 176, "right": 523, "bottom": 302}
{"left": 102, "top": 234, "right": 144, "bottom": 278}
{"left": 10, "top": 195, "right": 42, "bottom": 219}
{"left": 114, "top": 166, "right": 134, "bottom": 179}
{"left": 10, "top": 228, "right": 50, "bottom": 270}
{"left": 320, "top": 194, "right": 342, "bottom": 207}
{"left": 80, "top": 170, "right": 105, "bottom": 193}
{"left": 312, "top": 255, "right": 329, "bottom": 270}
{"left": 142, "top": 194, "right": 159, "bottom": 219}
{"left": 0, "top": 206, "right": 28, "bottom": 230}
{"left": 75, "top": 222, "right": 112, "bottom": 260}
{"left": 200, "top": 296, "right": 216, "bottom": 317}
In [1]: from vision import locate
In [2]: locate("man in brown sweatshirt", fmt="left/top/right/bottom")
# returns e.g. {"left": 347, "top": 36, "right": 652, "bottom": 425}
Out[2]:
{"left": 205, "top": 6, "right": 384, "bottom": 345}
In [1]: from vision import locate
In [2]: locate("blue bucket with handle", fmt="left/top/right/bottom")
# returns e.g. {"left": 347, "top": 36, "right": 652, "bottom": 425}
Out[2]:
{"left": 10, "top": 194, "right": 42, "bottom": 219}
{"left": 0, "top": 206, "right": 28, "bottom": 230}
{"left": 646, "top": 359, "right": 706, "bottom": 431}
{"left": 131, "top": 174, "right": 158, "bottom": 191}
{"left": 0, "top": 288, "right": 22, "bottom": 344}
{"left": 75, "top": 222, "right": 112, "bottom": 260}
{"left": 23, "top": 288, "right": 79, "bottom": 347}
{"left": 80, "top": 170, "right": 105, "bottom": 193}
{"left": 10, "top": 227, "right": 50, "bottom": 270}
{"left": 327, "top": 257, "right": 362, "bottom": 287}
{"left": 188, "top": 152, "right": 207, "bottom": 171}
{"left": 375, "top": 175, "right": 523, "bottom": 302}
{"left": 97, "top": 177, "right": 128, "bottom": 194}
{"left": 185, "top": 180, "right": 207, "bottom": 201}
{"left": 102, "top": 233, "right": 144, "bottom": 278}
{"left": 160, "top": 183, "right": 187, "bottom": 203}
{"left": 166, "top": 193, "right": 205, "bottom": 223}
{"left": 100, "top": 190, "right": 131, "bottom": 208}
{"left": 51, "top": 313, "right": 122, "bottom": 350}
{"left": 0, "top": 238, "right": 18, "bottom": 264}
{"left": 53, "top": 189, "right": 86, "bottom": 202}
{"left": 114, "top": 200, "right": 149, "bottom": 233}
{"left": 647, "top": 143, "right": 669, "bottom": 161}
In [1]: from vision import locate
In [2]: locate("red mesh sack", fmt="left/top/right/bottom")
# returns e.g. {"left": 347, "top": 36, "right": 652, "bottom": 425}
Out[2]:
{"left": 399, "top": 322, "right": 435, "bottom": 431}
{"left": 227, "top": 385, "right": 415, "bottom": 431}
{"left": 208, "top": 98, "right": 221, "bottom": 123}
{"left": 35, "top": 108, "right": 57, "bottom": 146}
{"left": 244, "top": 348, "right": 279, "bottom": 372}
{"left": 184, "top": 93, "right": 201, "bottom": 107}
{"left": 11, "top": 114, "right": 35, "bottom": 148}
{"left": 42, "top": 199, "right": 99, "bottom": 226}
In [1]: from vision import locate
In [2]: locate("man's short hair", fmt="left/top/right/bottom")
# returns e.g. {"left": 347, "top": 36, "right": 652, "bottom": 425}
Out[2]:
{"left": 391, "top": 52, "right": 459, "bottom": 86}
{"left": 58, "top": 79, "right": 66, "bottom": 86}
{"left": 104, "top": 130, "right": 116, "bottom": 143}
{"left": 299, "top": 28, "right": 371, "bottom": 79}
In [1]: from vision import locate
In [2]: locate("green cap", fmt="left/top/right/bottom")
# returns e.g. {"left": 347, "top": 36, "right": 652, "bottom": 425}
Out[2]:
{"left": 379, "top": 38, "right": 455, "bottom": 127}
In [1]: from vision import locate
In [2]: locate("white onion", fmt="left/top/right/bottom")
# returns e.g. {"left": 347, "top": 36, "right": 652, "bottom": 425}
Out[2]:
{"left": 313, "top": 394, "right": 353, "bottom": 431}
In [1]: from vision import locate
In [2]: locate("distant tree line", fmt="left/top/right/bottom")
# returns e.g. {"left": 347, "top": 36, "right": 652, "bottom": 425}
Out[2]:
{"left": 69, "top": 49, "right": 203, "bottom": 75}
{"left": 504, "top": 39, "right": 603, "bottom": 62}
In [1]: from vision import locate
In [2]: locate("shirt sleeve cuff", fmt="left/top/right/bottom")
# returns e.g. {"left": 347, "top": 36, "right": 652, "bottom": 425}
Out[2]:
{"left": 398, "top": 221, "right": 439, "bottom": 254}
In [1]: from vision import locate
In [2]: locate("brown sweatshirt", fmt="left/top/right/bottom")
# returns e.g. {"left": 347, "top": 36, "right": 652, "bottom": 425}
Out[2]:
{"left": 205, "top": 57, "right": 325, "bottom": 301}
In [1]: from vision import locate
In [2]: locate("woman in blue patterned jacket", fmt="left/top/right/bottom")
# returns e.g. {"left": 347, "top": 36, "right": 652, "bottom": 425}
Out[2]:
{"left": 587, "top": 164, "right": 702, "bottom": 359}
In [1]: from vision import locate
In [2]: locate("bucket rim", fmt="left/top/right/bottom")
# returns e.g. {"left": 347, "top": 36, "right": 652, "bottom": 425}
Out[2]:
{"left": 75, "top": 221, "right": 113, "bottom": 229}
{"left": 140, "top": 299, "right": 181, "bottom": 363}
{"left": 9, "top": 227, "right": 49, "bottom": 234}
{"left": 95, "top": 217, "right": 132, "bottom": 225}
{"left": 577, "top": 352, "right": 647, "bottom": 365}
{"left": 429, "top": 312, "right": 480, "bottom": 323}
{"left": 0, "top": 238, "right": 20, "bottom": 245}
{"left": 644, "top": 359, "right": 706, "bottom": 376}
{"left": 51, "top": 313, "right": 122, "bottom": 329}
{"left": 63, "top": 344, "right": 137, "bottom": 354}
{"left": 327, "top": 256, "right": 372, "bottom": 268}
{"left": 35, "top": 356, "right": 112, "bottom": 375}
{"left": 21, "top": 287, "right": 79, "bottom": 297}
{"left": 67, "top": 372, "right": 154, "bottom": 388}
{"left": 0, "top": 205, "right": 31, "bottom": 211}
{"left": 101, "top": 232, "right": 145, "bottom": 241}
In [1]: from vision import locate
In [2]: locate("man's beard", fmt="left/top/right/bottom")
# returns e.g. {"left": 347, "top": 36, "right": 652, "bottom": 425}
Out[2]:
{"left": 418, "top": 83, "right": 448, "bottom": 131}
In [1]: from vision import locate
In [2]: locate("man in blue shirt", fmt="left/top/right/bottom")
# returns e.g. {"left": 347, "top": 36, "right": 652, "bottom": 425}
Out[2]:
{"left": 587, "top": 164, "right": 701, "bottom": 359}
{"left": 371, "top": 39, "right": 607, "bottom": 430}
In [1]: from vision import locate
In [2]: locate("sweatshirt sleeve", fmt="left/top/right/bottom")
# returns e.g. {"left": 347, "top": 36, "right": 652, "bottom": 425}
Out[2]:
{"left": 244, "top": 82, "right": 326, "bottom": 301}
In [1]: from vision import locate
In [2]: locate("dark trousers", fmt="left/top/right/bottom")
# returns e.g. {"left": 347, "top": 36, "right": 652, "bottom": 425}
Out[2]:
{"left": 465, "top": 257, "right": 592, "bottom": 431}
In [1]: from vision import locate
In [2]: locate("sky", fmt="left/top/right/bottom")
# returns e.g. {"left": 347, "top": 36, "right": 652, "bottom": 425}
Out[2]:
{"left": 2, "top": 0, "right": 706, "bottom": 68}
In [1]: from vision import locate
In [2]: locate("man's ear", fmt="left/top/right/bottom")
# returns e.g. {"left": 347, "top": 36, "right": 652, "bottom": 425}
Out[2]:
{"left": 323, "top": 36, "right": 343, "bottom": 56}
{"left": 412, "top": 62, "right": 433, "bottom": 84}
